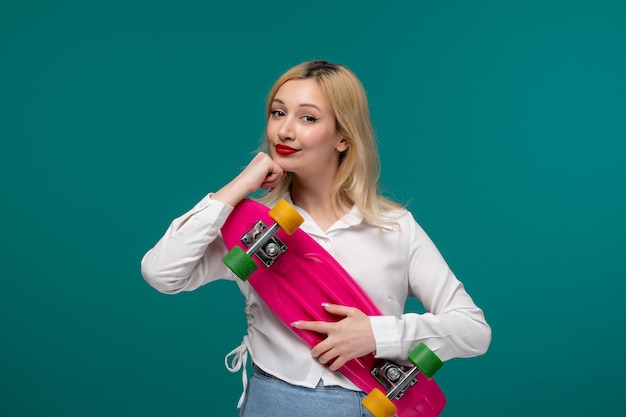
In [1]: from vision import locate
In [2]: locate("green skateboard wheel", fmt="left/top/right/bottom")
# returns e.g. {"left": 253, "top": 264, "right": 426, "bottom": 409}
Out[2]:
{"left": 223, "top": 246, "right": 257, "bottom": 281}
{"left": 408, "top": 343, "right": 443, "bottom": 378}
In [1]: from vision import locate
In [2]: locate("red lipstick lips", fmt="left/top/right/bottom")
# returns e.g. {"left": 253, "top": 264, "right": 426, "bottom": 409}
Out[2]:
{"left": 275, "top": 144, "right": 299, "bottom": 155}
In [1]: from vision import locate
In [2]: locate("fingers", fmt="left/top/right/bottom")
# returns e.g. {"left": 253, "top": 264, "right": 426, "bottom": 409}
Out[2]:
{"left": 291, "top": 319, "right": 332, "bottom": 334}
{"left": 238, "top": 152, "right": 285, "bottom": 192}
{"left": 290, "top": 319, "right": 339, "bottom": 368}
{"left": 289, "top": 303, "right": 351, "bottom": 334}
{"left": 214, "top": 152, "right": 285, "bottom": 206}
{"left": 291, "top": 303, "right": 375, "bottom": 371}
{"left": 252, "top": 153, "right": 285, "bottom": 190}
{"left": 260, "top": 168, "right": 286, "bottom": 190}
{"left": 290, "top": 329, "right": 344, "bottom": 371}
{"left": 316, "top": 348, "right": 348, "bottom": 371}
{"left": 320, "top": 303, "right": 357, "bottom": 317}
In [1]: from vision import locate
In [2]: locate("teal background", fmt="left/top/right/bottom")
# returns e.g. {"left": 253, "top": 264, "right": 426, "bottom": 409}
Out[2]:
{"left": 2, "top": 0, "right": 625, "bottom": 416}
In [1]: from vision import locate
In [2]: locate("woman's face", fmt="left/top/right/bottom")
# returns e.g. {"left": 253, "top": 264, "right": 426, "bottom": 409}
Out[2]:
{"left": 266, "top": 78, "right": 348, "bottom": 177}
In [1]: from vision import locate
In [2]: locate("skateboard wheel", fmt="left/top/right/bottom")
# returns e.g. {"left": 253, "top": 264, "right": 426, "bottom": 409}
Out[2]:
{"left": 223, "top": 246, "right": 257, "bottom": 281}
{"left": 268, "top": 199, "right": 304, "bottom": 235}
{"left": 408, "top": 343, "right": 443, "bottom": 378}
{"left": 362, "top": 388, "right": 397, "bottom": 417}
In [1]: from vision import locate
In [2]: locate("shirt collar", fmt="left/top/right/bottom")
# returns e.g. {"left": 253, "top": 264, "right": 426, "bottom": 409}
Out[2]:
{"left": 278, "top": 192, "right": 371, "bottom": 235}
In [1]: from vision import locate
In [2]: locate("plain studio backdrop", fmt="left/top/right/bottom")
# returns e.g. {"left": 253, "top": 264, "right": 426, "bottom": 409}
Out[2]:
{"left": 1, "top": 1, "right": 624, "bottom": 416}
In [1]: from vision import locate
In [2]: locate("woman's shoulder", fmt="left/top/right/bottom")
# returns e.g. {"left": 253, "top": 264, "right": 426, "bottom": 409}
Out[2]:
{"left": 367, "top": 204, "right": 416, "bottom": 231}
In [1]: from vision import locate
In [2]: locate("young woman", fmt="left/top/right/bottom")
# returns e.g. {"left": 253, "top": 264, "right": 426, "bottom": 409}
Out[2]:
{"left": 141, "top": 60, "right": 491, "bottom": 416}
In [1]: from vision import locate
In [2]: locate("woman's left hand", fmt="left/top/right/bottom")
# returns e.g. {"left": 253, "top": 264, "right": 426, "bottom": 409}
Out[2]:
{"left": 292, "top": 303, "right": 376, "bottom": 371}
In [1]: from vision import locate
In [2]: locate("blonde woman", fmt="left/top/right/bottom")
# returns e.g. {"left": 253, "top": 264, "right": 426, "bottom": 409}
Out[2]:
{"left": 141, "top": 60, "right": 491, "bottom": 416}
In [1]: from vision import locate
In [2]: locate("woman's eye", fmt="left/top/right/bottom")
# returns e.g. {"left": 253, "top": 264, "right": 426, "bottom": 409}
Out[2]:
{"left": 302, "top": 115, "right": 317, "bottom": 123}
{"left": 270, "top": 110, "right": 285, "bottom": 117}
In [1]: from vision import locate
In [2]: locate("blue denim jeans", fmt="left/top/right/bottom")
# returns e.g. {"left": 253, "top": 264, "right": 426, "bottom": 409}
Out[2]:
{"left": 239, "top": 367, "right": 374, "bottom": 417}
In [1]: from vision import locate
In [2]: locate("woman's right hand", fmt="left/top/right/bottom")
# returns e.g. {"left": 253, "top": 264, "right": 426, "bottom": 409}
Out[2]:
{"left": 213, "top": 152, "right": 285, "bottom": 207}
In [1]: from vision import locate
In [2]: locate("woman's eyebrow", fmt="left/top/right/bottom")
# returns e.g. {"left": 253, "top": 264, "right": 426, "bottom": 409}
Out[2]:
{"left": 273, "top": 98, "right": 321, "bottom": 112}
{"left": 299, "top": 103, "right": 322, "bottom": 112}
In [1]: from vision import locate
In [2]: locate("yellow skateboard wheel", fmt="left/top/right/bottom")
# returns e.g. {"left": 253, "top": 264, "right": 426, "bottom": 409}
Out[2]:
{"left": 362, "top": 388, "right": 397, "bottom": 417}
{"left": 268, "top": 199, "right": 304, "bottom": 235}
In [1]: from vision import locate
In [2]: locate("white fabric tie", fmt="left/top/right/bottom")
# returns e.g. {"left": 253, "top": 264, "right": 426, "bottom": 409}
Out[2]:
{"left": 224, "top": 341, "right": 249, "bottom": 408}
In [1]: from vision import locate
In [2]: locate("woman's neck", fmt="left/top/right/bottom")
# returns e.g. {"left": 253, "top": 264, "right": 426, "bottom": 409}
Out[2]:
{"left": 290, "top": 176, "right": 345, "bottom": 232}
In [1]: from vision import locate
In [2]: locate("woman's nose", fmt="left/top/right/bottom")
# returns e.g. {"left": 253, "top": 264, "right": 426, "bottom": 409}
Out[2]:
{"left": 278, "top": 117, "right": 295, "bottom": 141}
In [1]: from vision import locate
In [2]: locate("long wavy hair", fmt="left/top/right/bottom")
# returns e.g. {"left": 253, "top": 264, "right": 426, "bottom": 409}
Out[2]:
{"left": 258, "top": 60, "right": 403, "bottom": 226}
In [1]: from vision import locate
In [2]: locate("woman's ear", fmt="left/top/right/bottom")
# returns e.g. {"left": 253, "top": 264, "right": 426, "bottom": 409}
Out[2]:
{"left": 336, "top": 137, "right": 350, "bottom": 153}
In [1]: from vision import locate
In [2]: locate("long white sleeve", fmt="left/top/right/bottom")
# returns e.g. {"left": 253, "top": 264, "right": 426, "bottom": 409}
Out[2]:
{"left": 368, "top": 216, "right": 491, "bottom": 362}
{"left": 141, "top": 193, "right": 235, "bottom": 294}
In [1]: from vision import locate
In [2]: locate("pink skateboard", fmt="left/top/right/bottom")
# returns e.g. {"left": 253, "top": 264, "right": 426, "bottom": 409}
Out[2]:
{"left": 221, "top": 198, "right": 446, "bottom": 417}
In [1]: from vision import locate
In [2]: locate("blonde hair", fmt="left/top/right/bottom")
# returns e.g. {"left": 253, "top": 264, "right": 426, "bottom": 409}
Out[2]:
{"left": 258, "top": 60, "right": 403, "bottom": 226}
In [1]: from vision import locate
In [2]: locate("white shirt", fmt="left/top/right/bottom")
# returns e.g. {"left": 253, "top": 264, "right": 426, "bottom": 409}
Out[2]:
{"left": 141, "top": 192, "right": 491, "bottom": 393}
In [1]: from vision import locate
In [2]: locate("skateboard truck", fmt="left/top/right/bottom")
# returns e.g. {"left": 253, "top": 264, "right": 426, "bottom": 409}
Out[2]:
{"left": 223, "top": 199, "right": 303, "bottom": 281}
{"left": 363, "top": 343, "right": 443, "bottom": 416}
{"left": 371, "top": 360, "right": 420, "bottom": 401}
{"left": 241, "top": 220, "right": 287, "bottom": 267}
